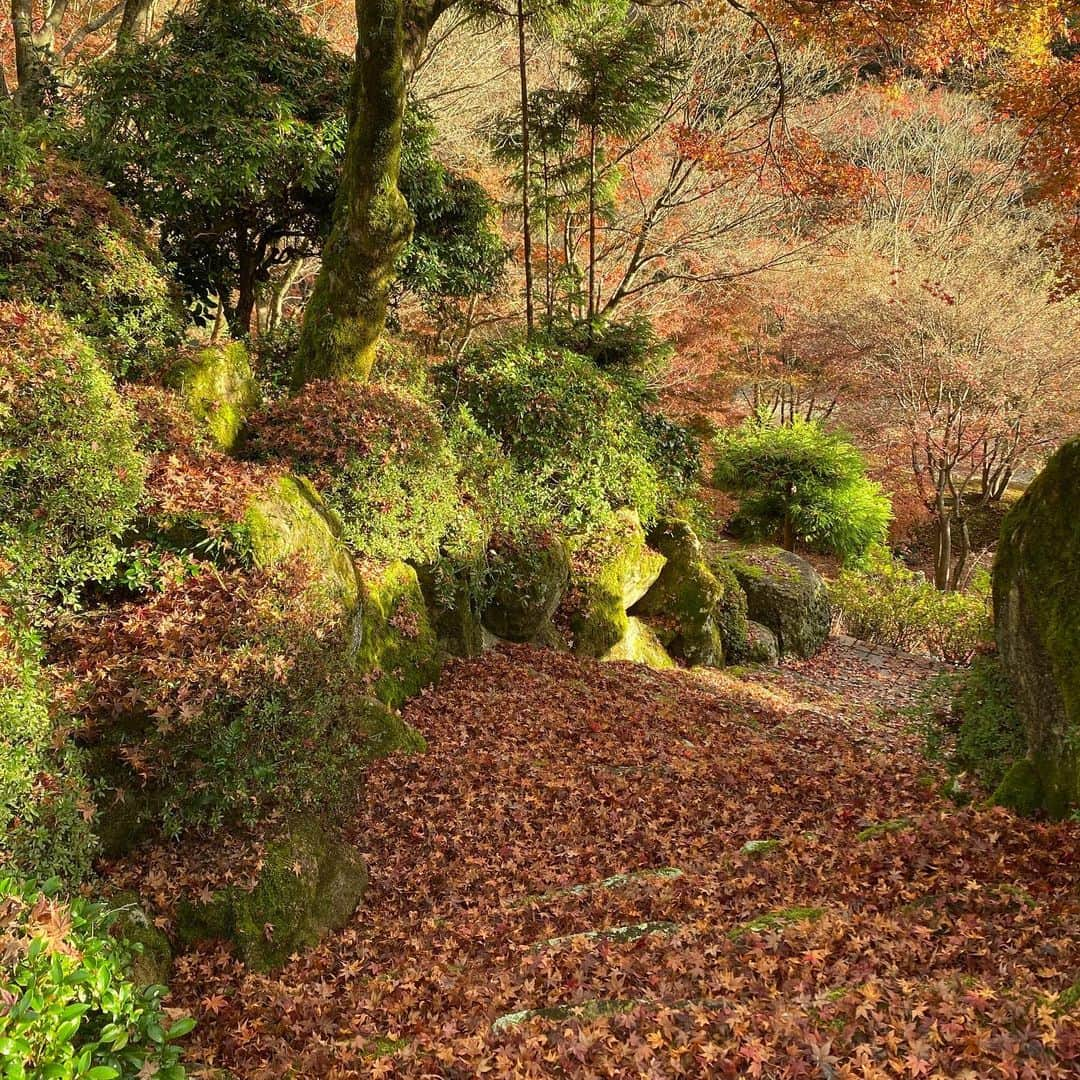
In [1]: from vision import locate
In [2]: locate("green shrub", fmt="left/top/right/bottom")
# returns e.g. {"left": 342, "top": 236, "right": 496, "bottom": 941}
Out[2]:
{"left": 437, "top": 337, "right": 694, "bottom": 533}
{"left": 0, "top": 304, "right": 146, "bottom": 611}
{"left": 0, "top": 157, "right": 182, "bottom": 377}
{"left": 919, "top": 656, "right": 1026, "bottom": 795}
{"left": 713, "top": 415, "right": 891, "bottom": 561}
{"left": 57, "top": 563, "right": 413, "bottom": 840}
{"left": 249, "top": 380, "right": 461, "bottom": 563}
{"left": 1, "top": 613, "right": 96, "bottom": 885}
{"left": 0, "top": 876, "right": 191, "bottom": 1078}
{"left": 831, "top": 547, "right": 991, "bottom": 661}
{"left": 546, "top": 315, "right": 673, "bottom": 376}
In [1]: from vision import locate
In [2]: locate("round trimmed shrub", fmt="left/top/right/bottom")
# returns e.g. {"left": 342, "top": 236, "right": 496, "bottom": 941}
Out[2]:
{"left": 0, "top": 303, "right": 146, "bottom": 610}
{"left": 0, "top": 157, "right": 183, "bottom": 377}
{"left": 249, "top": 380, "right": 461, "bottom": 563}
{"left": 437, "top": 337, "right": 692, "bottom": 533}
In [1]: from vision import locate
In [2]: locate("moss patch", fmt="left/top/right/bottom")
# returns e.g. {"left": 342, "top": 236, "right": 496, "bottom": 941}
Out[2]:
{"left": 563, "top": 509, "right": 666, "bottom": 659}
{"left": 481, "top": 536, "right": 571, "bottom": 643}
{"left": 175, "top": 815, "right": 368, "bottom": 971}
{"left": 352, "top": 560, "right": 442, "bottom": 709}
{"left": 631, "top": 519, "right": 725, "bottom": 667}
{"left": 856, "top": 818, "right": 913, "bottom": 842}
{"left": 993, "top": 437, "right": 1080, "bottom": 818}
{"left": 245, "top": 474, "right": 359, "bottom": 612}
{"left": 107, "top": 892, "right": 173, "bottom": 989}
{"left": 990, "top": 757, "right": 1046, "bottom": 817}
{"left": 602, "top": 617, "right": 675, "bottom": 670}
{"left": 728, "top": 906, "right": 825, "bottom": 941}
{"left": 167, "top": 342, "right": 259, "bottom": 451}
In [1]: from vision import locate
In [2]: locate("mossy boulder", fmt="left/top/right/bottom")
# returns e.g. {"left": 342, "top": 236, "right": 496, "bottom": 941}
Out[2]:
{"left": 992, "top": 437, "right": 1080, "bottom": 818}
{"left": 719, "top": 543, "right": 830, "bottom": 659}
{"left": 563, "top": 509, "right": 666, "bottom": 658}
{"left": 166, "top": 342, "right": 259, "bottom": 451}
{"left": 481, "top": 535, "right": 571, "bottom": 643}
{"left": 175, "top": 816, "right": 367, "bottom": 971}
{"left": 602, "top": 616, "right": 675, "bottom": 670}
{"left": 107, "top": 892, "right": 173, "bottom": 989}
{"left": 746, "top": 621, "right": 780, "bottom": 665}
{"left": 353, "top": 560, "right": 442, "bottom": 708}
{"left": 414, "top": 561, "right": 484, "bottom": 658}
{"left": 245, "top": 474, "right": 359, "bottom": 612}
{"left": 630, "top": 519, "right": 725, "bottom": 667}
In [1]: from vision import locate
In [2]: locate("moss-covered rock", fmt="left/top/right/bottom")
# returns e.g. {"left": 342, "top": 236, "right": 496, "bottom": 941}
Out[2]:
{"left": 563, "top": 509, "right": 666, "bottom": 658}
{"left": 165, "top": 342, "right": 259, "bottom": 451}
{"left": 352, "top": 560, "right": 442, "bottom": 709}
{"left": 175, "top": 816, "right": 368, "bottom": 971}
{"left": 602, "top": 617, "right": 675, "bottom": 670}
{"left": 107, "top": 892, "right": 173, "bottom": 989}
{"left": 414, "top": 560, "right": 484, "bottom": 658}
{"left": 245, "top": 474, "right": 359, "bottom": 612}
{"left": 631, "top": 520, "right": 724, "bottom": 667}
{"left": 993, "top": 437, "right": 1080, "bottom": 818}
{"left": 745, "top": 621, "right": 780, "bottom": 665}
{"left": 718, "top": 543, "right": 830, "bottom": 659}
{"left": 481, "top": 536, "right": 571, "bottom": 643}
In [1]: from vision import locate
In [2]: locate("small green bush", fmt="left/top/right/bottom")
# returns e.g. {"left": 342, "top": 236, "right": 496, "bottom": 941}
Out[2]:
{"left": 58, "top": 563, "right": 413, "bottom": 839}
{"left": 713, "top": 415, "right": 891, "bottom": 561}
{"left": 0, "top": 304, "right": 146, "bottom": 611}
{"left": 437, "top": 337, "right": 694, "bottom": 533}
{"left": 0, "top": 876, "right": 191, "bottom": 1078}
{"left": 919, "top": 655, "right": 1026, "bottom": 795}
{"left": 546, "top": 315, "right": 673, "bottom": 376}
{"left": 249, "top": 380, "right": 461, "bottom": 564}
{"left": 0, "top": 157, "right": 182, "bottom": 377}
{"left": 831, "top": 547, "right": 991, "bottom": 662}
{"left": 1, "top": 613, "right": 96, "bottom": 885}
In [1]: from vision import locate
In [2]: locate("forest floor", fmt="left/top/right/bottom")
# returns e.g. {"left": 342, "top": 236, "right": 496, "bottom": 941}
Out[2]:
{"left": 168, "top": 642, "right": 1080, "bottom": 1078}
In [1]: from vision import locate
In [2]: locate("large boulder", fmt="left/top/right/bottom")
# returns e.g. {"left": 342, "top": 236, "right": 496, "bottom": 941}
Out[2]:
{"left": 245, "top": 474, "right": 359, "bottom": 612}
{"left": 562, "top": 509, "right": 666, "bottom": 658}
{"left": 166, "top": 342, "right": 259, "bottom": 451}
{"left": 992, "top": 438, "right": 1080, "bottom": 819}
{"left": 602, "top": 616, "right": 675, "bottom": 670}
{"left": 175, "top": 816, "right": 367, "bottom": 971}
{"left": 481, "top": 535, "right": 571, "bottom": 642}
{"left": 717, "top": 543, "right": 830, "bottom": 660}
{"left": 631, "top": 520, "right": 725, "bottom": 667}
{"left": 353, "top": 559, "right": 442, "bottom": 708}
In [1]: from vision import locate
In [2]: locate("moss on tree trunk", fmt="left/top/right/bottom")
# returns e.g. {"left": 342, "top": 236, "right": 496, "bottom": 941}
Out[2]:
{"left": 291, "top": 0, "right": 414, "bottom": 387}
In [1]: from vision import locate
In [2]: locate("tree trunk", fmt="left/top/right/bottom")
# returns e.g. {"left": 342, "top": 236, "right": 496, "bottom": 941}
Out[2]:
{"left": 587, "top": 122, "right": 597, "bottom": 322}
{"left": 291, "top": 0, "right": 415, "bottom": 388}
{"left": 516, "top": 0, "right": 534, "bottom": 334}
{"left": 933, "top": 496, "right": 952, "bottom": 591}
{"left": 118, "top": 0, "right": 154, "bottom": 52}
{"left": 12, "top": 0, "right": 48, "bottom": 115}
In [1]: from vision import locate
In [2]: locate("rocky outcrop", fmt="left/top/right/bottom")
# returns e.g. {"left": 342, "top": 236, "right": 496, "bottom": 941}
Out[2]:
{"left": 718, "top": 544, "right": 830, "bottom": 660}
{"left": 631, "top": 519, "right": 728, "bottom": 667}
{"left": 246, "top": 474, "right": 359, "bottom": 612}
{"left": 175, "top": 816, "right": 368, "bottom": 971}
{"left": 563, "top": 509, "right": 666, "bottom": 658}
{"left": 602, "top": 616, "right": 675, "bottom": 669}
{"left": 166, "top": 342, "right": 259, "bottom": 451}
{"left": 481, "top": 535, "right": 571, "bottom": 642}
{"left": 353, "top": 559, "right": 442, "bottom": 709}
{"left": 992, "top": 437, "right": 1080, "bottom": 819}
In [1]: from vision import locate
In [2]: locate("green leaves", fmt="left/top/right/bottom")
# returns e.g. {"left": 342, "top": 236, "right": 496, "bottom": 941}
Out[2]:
{"left": 0, "top": 878, "right": 193, "bottom": 1079}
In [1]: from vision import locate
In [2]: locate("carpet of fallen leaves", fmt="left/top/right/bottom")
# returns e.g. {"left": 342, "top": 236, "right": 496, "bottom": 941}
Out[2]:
{"left": 161, "top": 645, "right": 1080, "bottom": 1078}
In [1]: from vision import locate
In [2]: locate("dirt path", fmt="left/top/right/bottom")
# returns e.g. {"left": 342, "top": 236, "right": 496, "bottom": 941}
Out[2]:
{"left": 172, "top": 645, "right": 1080, "bottom": 1078}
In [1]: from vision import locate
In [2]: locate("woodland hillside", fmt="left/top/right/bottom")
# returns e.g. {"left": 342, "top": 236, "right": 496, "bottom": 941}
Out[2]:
{"left": 1, "top": 1, "right": 1079, "bottom": 1077}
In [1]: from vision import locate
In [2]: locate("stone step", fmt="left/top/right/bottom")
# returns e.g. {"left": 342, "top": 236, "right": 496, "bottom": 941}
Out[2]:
{"left": 533, "top": 920, "right": 680, "bottom": 951}
{"left": 510, "top": 866, "right": 683, "bottom": 908}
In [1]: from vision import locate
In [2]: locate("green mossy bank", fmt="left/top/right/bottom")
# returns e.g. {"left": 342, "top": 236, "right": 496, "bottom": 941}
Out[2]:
{"left": 992, "top": 437, "right": 1080, "bottom": 819}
